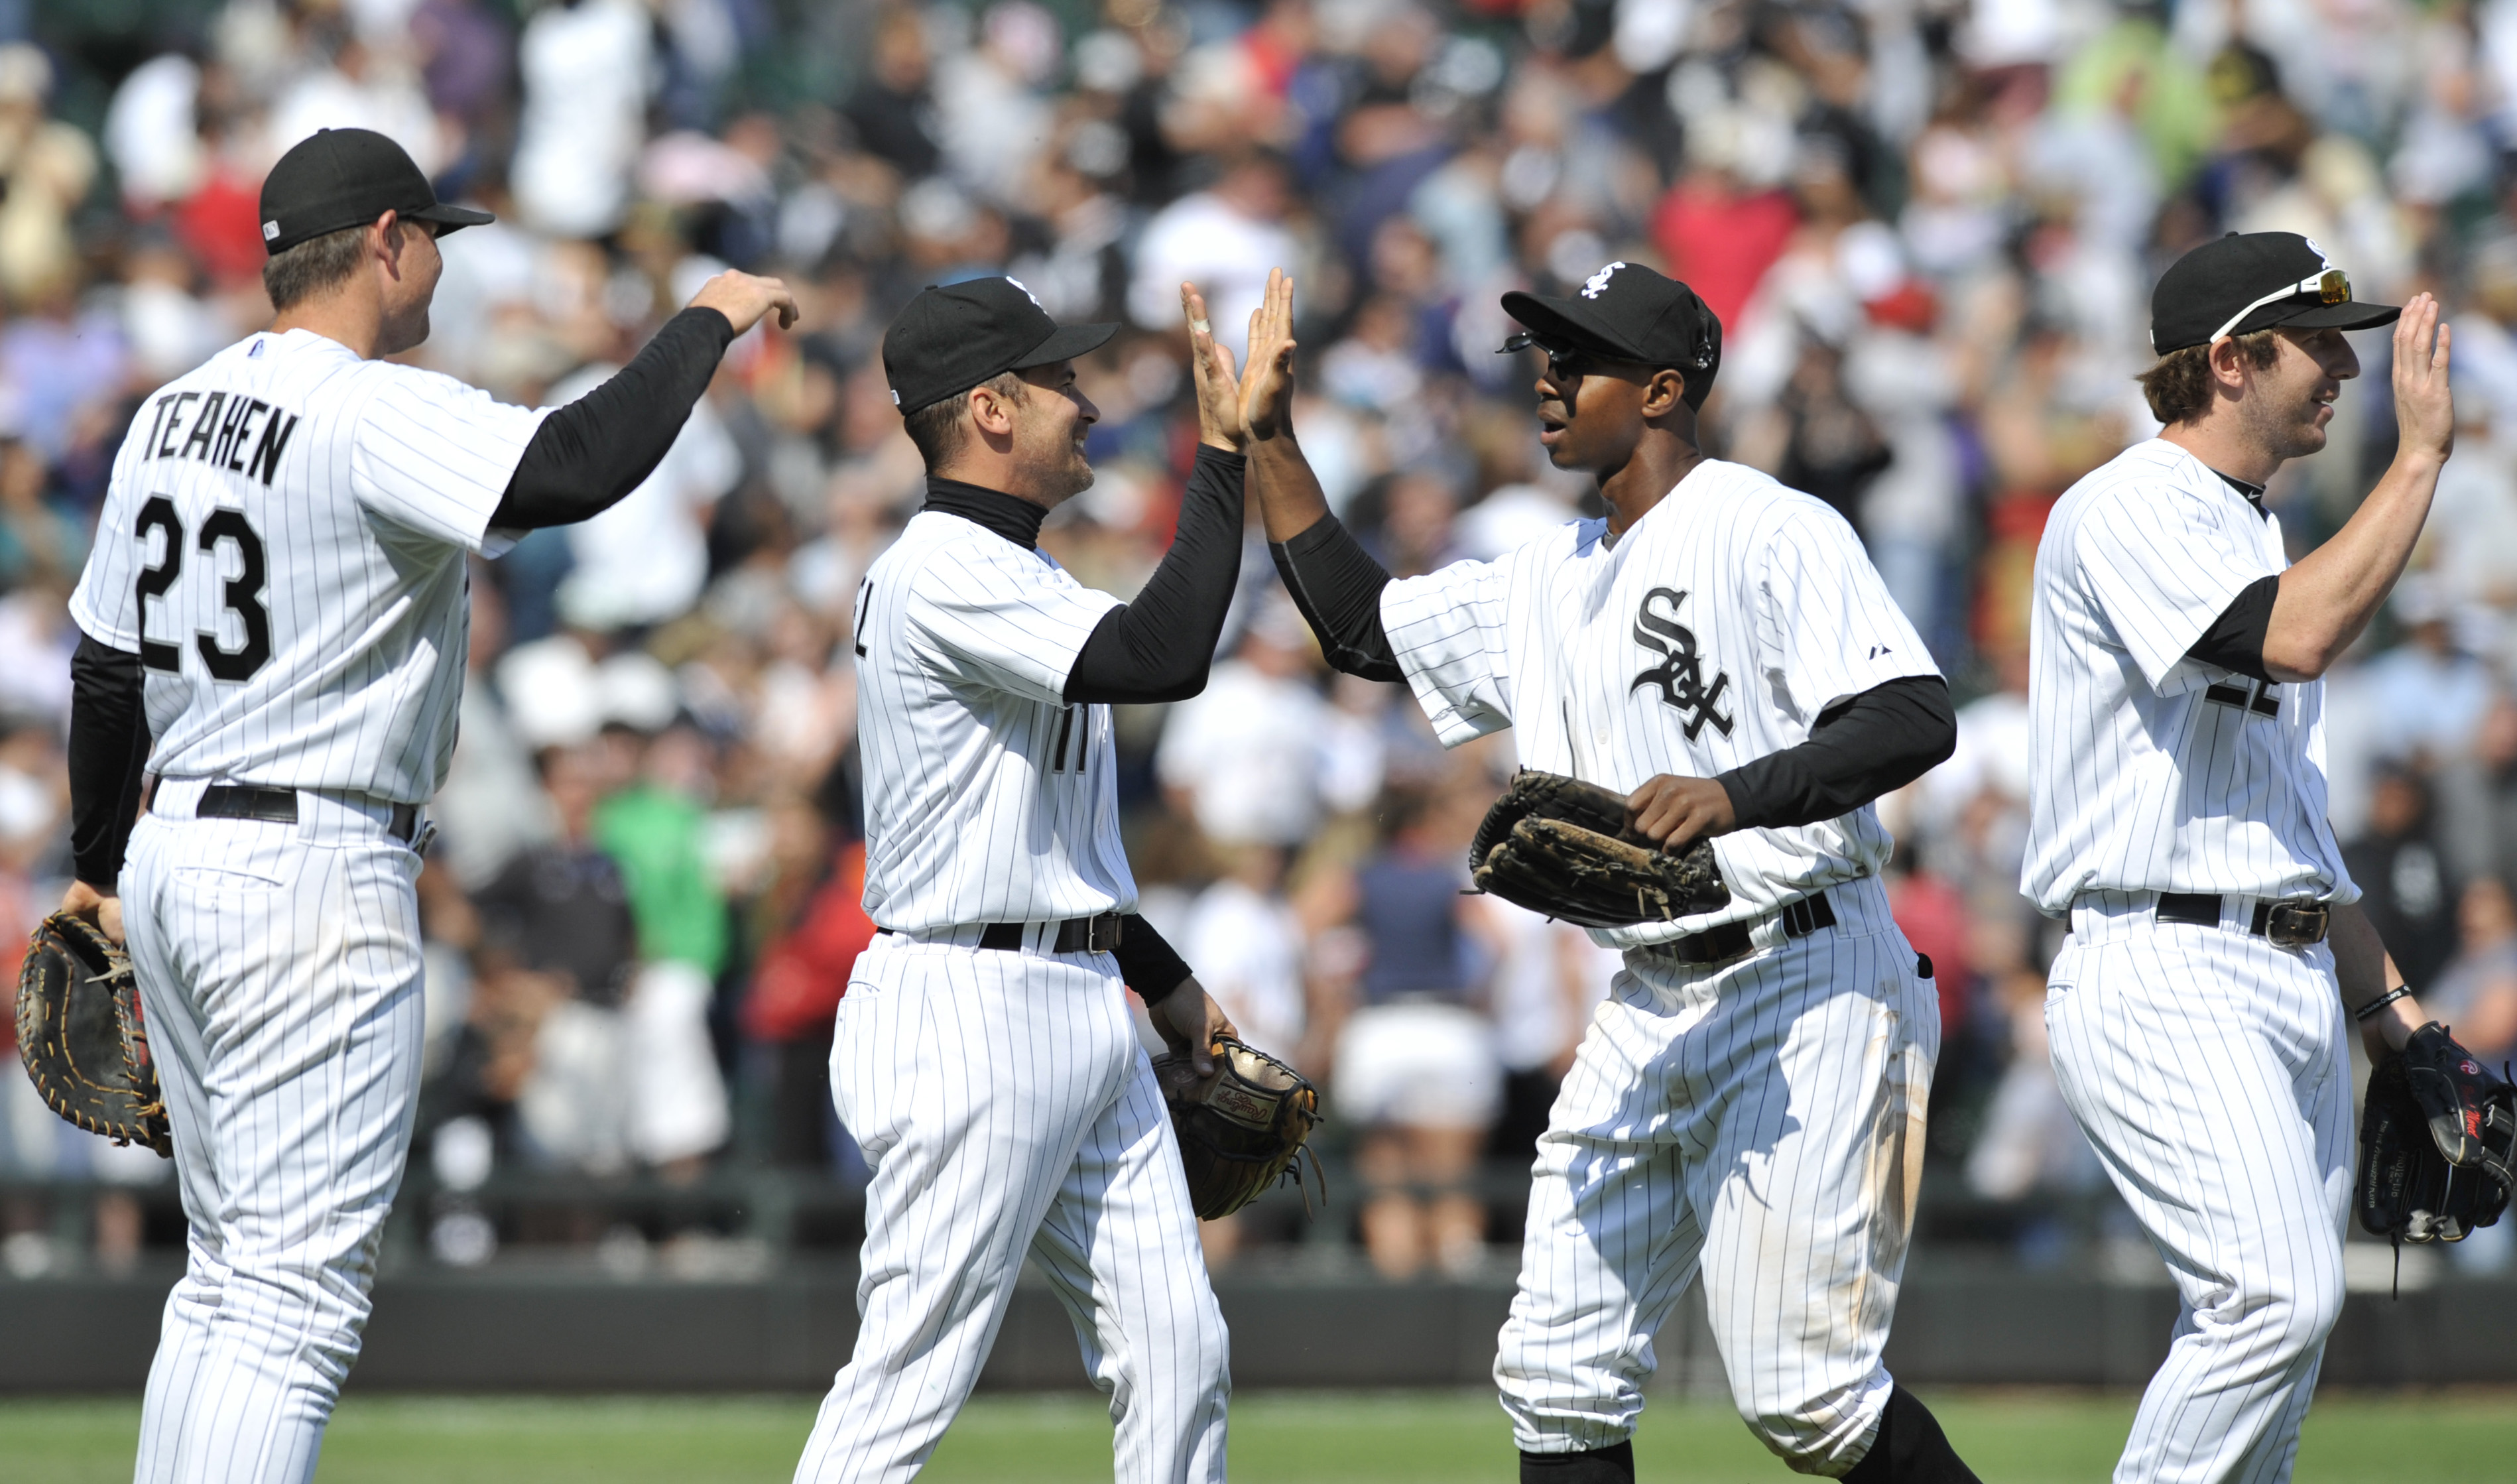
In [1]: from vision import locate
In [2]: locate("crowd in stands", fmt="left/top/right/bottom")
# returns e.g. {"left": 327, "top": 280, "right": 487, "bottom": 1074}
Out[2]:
{"left": 5, "top": 0, "right": 2517, "bottom": 1279}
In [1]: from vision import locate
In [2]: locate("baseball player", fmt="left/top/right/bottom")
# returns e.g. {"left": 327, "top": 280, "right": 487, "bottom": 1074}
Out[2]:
{"left": 1243, "top": 261, "right": 1982, "bottom": 1484}
{"left": 58, "top": 127, "right": 796, "bottom": 1482}
{"left": 790, "top": 278, "right": 1249, "bottom": 1484}
{"left": 2025, "top": 233, "right": 2453, "bottom": 1483}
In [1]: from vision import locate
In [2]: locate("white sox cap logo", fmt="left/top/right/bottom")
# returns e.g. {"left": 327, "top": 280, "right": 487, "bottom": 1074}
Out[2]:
{"left": 1581, "top": 262, "right": 1627, "bottom": 299}
{"left": 1005, "top": 276, "right": 1045, "bottom": 309}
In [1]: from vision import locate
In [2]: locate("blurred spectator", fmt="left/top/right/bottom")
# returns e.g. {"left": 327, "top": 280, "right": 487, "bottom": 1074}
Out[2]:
{"left": 1323, "top": 788, "right": 1499, "bottom": 1280}
{"left": 1127, "top": 151, "right": 1300, "bottom": 355}
{"left": 510, "top": 0, "right": 652, "bottom": 238}
{"left": 2344, "top": 765, "right": 2459, "bottom": 995}
{"left": 1469, "top": 896, "right": 1615, "bottom": 1172}
{"left": 1157, "top": 596, "right": 1362, "bottom": 848}
{"left": 743, "top": 808, "right": 876, "bottom": 1178}
{"left": 472, "top": 745, "right": 640, "bottom": 1173}
{"left": 596, "top": 720, "right": 735, "bottom": 1178}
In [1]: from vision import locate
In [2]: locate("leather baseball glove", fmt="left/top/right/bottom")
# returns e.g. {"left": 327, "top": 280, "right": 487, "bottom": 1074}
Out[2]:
{"left": 1152, "top": 1037, "right": 1321, "bottom": 1221}
{"left": 15, "top": 911, "right": 172, "bottom": 1158}
{"left": 1469, "top": 770, "right": 1731, "bottom": 930}
{"left": 2357, "top": 1024, "right": 2514, "bottom": 1249}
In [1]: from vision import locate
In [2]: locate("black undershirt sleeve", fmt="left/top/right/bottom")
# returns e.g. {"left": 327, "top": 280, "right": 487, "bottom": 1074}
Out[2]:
{"left": 1062, "top": 445, "right": 1247, "bottom": 704}
{"left": 1266, "top": 513, "right": 1402, "bottom": 682}
{"left": 68, "top": 631, "right": 153, "bottom": 889}
{"left": 2184, "top": 574, "right": 2279, "bottom": 684}
{"left": 489, "top": 307, "right": 737, "bottom": 530}
{"left": 1113, "top": 914, "right": 1193, "bottom": 1006}
{"left": 1715, "top": 676, "right": 1957, "bottom": 832}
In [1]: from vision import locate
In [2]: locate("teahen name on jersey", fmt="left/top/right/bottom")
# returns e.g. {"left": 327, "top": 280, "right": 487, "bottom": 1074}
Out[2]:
{"left": 136, "top": 387, "right": 302, "bottom": 487}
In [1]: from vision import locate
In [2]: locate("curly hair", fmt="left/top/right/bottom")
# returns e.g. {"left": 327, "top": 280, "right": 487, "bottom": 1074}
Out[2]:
{"left": 2136, "top": 330, "right": 2281, "bottom": 425}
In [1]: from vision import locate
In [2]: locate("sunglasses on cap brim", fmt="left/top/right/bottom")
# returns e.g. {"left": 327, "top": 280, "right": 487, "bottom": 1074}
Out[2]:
{"left": 1499, "top": 331, "right": 1669, "bottom": 381}
{"left": 2208, "top": 268, "right": 2352, "bottom": 344}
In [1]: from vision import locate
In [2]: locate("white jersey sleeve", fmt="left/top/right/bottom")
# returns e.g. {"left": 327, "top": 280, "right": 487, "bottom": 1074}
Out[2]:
{"left": 70, "top": 430, "right": 152, "bottom": 652}
{"left": 903, "top": 536, "right": 1123, "bottom": 702}
{"left": 348, "top": 365, "right": 550, "bottom": 554}
{"left": 2072, "top": 479, "right": 2269, "bottom": 693}
{"left": 1382, "top": 556, "right": 1514, "bottom": 746}
{"left": 1753, "top": 501, "right": 1937, "bottom": 719}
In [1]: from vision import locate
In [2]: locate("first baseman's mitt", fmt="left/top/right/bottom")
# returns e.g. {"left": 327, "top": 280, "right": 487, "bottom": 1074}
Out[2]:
{"left": 15, "top": 912, "right": 172, "bottom": 1158}
{"left": 1152, "top": 1037, "right": 1322, "bottom": 1221}
{"left": 2357, "top": 1024, "right": 2514, "bottom": 1249}
{"left": 1469, "top": 771, "right": 1731, "bottom": 930}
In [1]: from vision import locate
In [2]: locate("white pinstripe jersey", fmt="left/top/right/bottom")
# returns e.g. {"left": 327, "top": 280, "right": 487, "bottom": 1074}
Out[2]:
{"left": 852, "top": 510, "right": 1135, "bottom": 932}
{"left": 69, "top": 330, "right": 548, "bottom": 805}
{"left": 2022, "top": 438, "right": 2357, "bottom": 916}
{"left": 1382, "top": 457, "right": 1937, "bottom": 948}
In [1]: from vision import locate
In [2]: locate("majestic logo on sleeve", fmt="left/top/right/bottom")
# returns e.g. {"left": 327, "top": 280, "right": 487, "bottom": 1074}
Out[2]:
{"left": 1630, "top": 587, "right": 1733, "bottom": 739}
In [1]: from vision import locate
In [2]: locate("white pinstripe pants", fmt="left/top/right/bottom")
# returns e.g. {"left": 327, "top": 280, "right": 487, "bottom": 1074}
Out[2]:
{"left": 793, "top": 934, "right": 1229, "bottom": 1484}
{"left": 120, "top": 782, "right": 428, "bottom": 1484}
{"left": 1497, "top": 880, "right": 1936, "bottom": 1476}
{"left": 2047, "top": 907, "right": 2351, "bottom": 1484}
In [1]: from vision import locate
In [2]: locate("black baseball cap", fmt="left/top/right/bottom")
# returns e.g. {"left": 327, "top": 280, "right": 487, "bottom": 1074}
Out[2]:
{"left": 2150, "top": 231, "right": 2399, "bottom": 353}
{"left": 259, "top": 128, "right": 493, "bottom": 255}
{"left": 1501, "top": 262, "right": 1723, "bottom": 409}
{"left": 883, "top": 277, "right": 1119, "bottom": 416}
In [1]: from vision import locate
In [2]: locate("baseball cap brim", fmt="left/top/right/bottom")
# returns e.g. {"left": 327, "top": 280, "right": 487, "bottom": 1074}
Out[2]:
{"left": 2273, "top": 299, "right": 2400, "bottom": 334}
{"left": 408, "top": 201, "right": 495, "bottom": 238}
{"left": 1500, "top": 290, "right": 1644, "bottom": 359}
{"left": 1014, "top": 320, "right": 1119, "bottom": 369}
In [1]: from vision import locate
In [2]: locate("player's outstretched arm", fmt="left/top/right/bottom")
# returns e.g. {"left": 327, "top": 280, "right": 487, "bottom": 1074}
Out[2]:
{"left": 489, "top": 272, "right": 798, "bottom": 532}
{"left": 1243, "top": 267, "right": 1329, "bottom": 544}
{"left": 2260, "top": 294, "right": 2453, "bottom": 681}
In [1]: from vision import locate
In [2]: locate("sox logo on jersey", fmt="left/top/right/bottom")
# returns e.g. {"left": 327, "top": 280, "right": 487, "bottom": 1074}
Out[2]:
{"left": 1628, "top": 587, "right": 1733, "bottom": 739}
{"left": 1376, "top": 455, "right": 1943, "bottom": 1470}
{"left": 70, "top": 326, "right": 553, "bottom": 1483}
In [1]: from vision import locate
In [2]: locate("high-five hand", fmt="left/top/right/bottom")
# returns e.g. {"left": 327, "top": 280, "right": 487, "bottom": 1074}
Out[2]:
{"left": 1182, "top": 282, "right": 1247, "bottom": 451}
{"left": 2393, "top": 290, "right": 2453, "bottom": 465}
{"left": 689, "top": 270, "right": 800, "bottom": 335}
{"left": 1243, "top": 267, "right": 1298, "bottom": 441}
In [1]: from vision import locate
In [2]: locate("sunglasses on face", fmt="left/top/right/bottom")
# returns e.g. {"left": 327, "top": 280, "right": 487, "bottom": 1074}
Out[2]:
{"left": 2209, "top": 268, "right": 2351, "bottom": 344}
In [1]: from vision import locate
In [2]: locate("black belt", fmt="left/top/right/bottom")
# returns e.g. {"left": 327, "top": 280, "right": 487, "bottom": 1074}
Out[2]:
{"left": 2154, "top": 891, "right": 2329, "bottom": 946}
{"left": 879, "top": 912, "right": 1127, "bottom": 954}
{"left": 194, "top": 784, "right": 422, "bottom": 844}
{"left": 1660, "top": 890, "right": 1836, "bottom": 967}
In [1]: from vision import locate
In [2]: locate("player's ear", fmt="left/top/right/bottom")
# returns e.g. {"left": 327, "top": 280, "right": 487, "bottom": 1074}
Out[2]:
{"left": 967, "top": 382, "right": 1016, "bottom": 438}
{"left": 1643, "top": 368, "right": 1689, "bottom": 418}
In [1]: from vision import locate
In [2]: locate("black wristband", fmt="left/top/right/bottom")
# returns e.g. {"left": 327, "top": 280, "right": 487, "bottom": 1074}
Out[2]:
{"left": 2354, "top": 985, "right": 2415, "bottom": 1023}
{"left": 1113, "top": 913, "right": 1193, "bottom": 1006}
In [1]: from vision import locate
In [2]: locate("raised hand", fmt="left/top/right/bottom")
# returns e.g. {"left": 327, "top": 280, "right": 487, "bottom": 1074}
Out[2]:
{"left": 1242, "top": 267, "right": 1298, "bottom": 441}
{"left": 689, "top": 269, "right": 800, "bottom": 335}
{"left": 2394, "top": 290, "right": 2453, "bottom": 465}
{"left": 1182, "top": 281, "right": 1247, "bottom": 451}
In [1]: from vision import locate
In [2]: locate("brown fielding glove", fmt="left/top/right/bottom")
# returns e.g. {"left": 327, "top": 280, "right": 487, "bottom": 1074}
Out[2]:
{"left": 1152, "top": 1037, "right": 1322, "bottom": 1221}
{"left": 1469, "top": 770, "right": 1731, "bottom": 930}
{"left": 16, "top": 911, "right": 172, "bottom": 1158}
